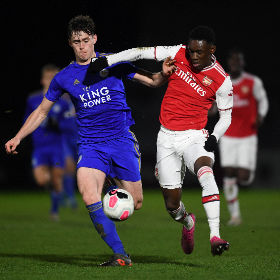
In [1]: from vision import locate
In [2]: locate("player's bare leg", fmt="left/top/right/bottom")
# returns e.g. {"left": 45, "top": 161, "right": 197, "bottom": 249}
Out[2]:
{"left": 195, "top": 156, "right": 229, "bottom": 256}
{"left": 114, "top": 178, "right": 143, "bottom": 210}
{"left": 51, "top": 167, "right": 64, "bottom": 192}
{"left": 238, "top": 168, "right": 254, "bottom": 186}
{"left": 161, "top": 187, "right": 196, "bottom": 254}
{"left": 77, "top": 167, "right": 105, "bottom": 205}
{"left": 33, "top": 165, "right": 64, "bottom": 221}
{"left": 33, "top": 165, "right": 51, "bottom": 187}
{"left": 77, "top": 167, "right": 131, "bottom": 265}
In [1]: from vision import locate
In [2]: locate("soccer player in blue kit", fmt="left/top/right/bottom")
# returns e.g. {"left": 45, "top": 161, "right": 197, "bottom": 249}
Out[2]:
{"left": 5, "top": 15, "right": 176, "bottom": 266}
{"left": 61, "top": 93, "right": 79, "bottom": 209}
{"left": 24, "top": 63, "right": 74, "bottom": 221}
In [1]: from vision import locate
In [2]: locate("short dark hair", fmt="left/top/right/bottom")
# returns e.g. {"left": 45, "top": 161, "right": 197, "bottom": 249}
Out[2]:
{"left": 227, "top": 47, "right": 244, "bottom": 59}
{"left": 189, "top": 26, "right": 216, "bottom": 45}
{"left": 68, "top": 15, "right": 96, "bottom": 39}
{"left": 41, "top": 63, "right": 60, "bottom": 76}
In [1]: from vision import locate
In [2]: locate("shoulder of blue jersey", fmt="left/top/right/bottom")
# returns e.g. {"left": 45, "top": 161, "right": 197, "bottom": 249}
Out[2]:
{"left": 59, "top": 61, "right": 75, "bottom": 72}
{"left": 55, "top": 61, "right": 76, "bottom": 78}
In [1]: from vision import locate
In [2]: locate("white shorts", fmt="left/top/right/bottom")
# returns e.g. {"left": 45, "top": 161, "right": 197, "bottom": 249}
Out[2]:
{"left": 219, "top": 135, "right": 258, "bottom": 171}
{"left": 155, "top": 126, "right": 215, "bottom": 189}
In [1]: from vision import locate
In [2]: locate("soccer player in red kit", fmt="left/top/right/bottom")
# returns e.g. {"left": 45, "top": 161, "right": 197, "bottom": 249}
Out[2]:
{"left": 88, "top": 26, "right": 233, "bottom": 256}
{"left": 219, "top": 48, "right": 269, "bottom": 226}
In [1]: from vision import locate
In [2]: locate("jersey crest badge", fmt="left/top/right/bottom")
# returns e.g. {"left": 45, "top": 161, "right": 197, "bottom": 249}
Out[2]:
{"left": 241, "top": 85, "right": 249, "bottom": 94}
{"left": 203, "top": 76, "right": 213, "bottom": 86}
{"left": 74, "top": 79, "right": 80, "bottom": 85}
{"left": 100, "top": 69, "right": 109, "bottom": 78}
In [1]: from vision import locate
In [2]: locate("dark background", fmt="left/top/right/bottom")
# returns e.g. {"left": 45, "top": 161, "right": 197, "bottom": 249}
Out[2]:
{"left": 1, "top": 0, "right": 279, "bottom": 190}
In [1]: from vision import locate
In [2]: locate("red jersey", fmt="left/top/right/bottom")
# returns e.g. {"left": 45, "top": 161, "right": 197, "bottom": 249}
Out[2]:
{"left": 155, "top": 45, "right": 232, "bottom": 131}
{"left": 224, "top": 72, "right": 263, "bottom": 137}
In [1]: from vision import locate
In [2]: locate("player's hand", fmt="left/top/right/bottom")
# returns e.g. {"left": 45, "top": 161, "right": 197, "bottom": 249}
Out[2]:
{"left": 204, "top": 135, "right": 218, "bottom": 152}
{"left": 87, "top": 57, "right": 108, "bottom": 74}
{"left": 256, "top": 114, "right": 264, "bottom": 127}
{"left": 162, "top": 56, "right": 176, "bottom": 77}
{"left": 5, "top": 137, "right": 20, "bottom": 155}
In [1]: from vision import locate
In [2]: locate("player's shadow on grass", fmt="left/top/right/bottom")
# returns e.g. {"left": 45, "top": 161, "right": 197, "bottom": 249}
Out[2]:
{"left": 0, "top": 253, "right": 202, "bottom": 267}
{"left": 131, "top": 255, "right": 202, "bottom": 267}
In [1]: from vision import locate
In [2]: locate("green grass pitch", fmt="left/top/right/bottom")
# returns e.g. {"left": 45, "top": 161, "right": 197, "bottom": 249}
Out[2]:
{"left": 0, "top": 188, "right": 279, "bottom": 279}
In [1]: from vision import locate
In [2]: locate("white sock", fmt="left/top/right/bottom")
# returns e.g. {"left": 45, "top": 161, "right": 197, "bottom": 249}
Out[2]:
{"left": 223, "top": 177, "right": 241, "bottom": 219}
{"left": 197, "top": 166, "right": 220, "bottom": 239}
{"left": 167, "top": 201, "right": 194, "bottom": 230}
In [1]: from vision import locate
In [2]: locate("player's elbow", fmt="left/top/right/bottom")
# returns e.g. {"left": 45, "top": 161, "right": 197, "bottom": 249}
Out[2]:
{"left": 150, "top": 79, "right": 167, "bottom": 88}
{"left": 149, "top": 83, "right": 160, "bottom": 88}
{"left": 37, "top": 105, "right": 50, "bottom": 120}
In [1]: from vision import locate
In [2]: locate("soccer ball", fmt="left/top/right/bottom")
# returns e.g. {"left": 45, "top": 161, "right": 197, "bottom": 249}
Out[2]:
{"left": 103, "top": 189, "right": 134, "bottom": 221}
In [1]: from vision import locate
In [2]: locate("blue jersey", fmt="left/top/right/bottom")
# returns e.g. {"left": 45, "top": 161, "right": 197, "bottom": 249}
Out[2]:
{"left": 24, "top": 90, "right": 72, "bottom": 149}
{"left": 45, "top": 52, "right": 139, "bottom": 142}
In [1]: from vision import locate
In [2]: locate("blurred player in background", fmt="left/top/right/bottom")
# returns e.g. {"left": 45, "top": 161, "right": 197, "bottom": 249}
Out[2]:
{"left": 88, "top": 26, "right": 233, "bottom": 256}
{"left": 23, "top": 64, "right": 74, "bottom": 221}
{"left": 5, "top": 15, "right": 175, "bottom": 266}
{"left": 61, "top": 93, "right": 79, "bottom": 209}
{"left": 219, "top": 48, "right": 269, "bottom": 225}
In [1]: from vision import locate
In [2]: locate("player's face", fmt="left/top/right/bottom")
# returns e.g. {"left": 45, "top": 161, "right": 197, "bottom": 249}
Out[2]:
{"left": 69, "top": 31, "right": 97, "bottom": 64}
{"left": 227, "top": 53, "right": 244, "bottom": 74}
{"left": 188, "top": 40, "right": 216, "bottom": 71}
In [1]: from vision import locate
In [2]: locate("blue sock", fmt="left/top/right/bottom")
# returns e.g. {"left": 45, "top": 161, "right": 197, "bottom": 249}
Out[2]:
{"left": 50, "top": 190, "right": 63, "bottom": 213}
{"left": 63, "top": 174, "right": 77, "bottom": 206}
{"left": 86, "top": 201, "right": 128, "bottom": 256}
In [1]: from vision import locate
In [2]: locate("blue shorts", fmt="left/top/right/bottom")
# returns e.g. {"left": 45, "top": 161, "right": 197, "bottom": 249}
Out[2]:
{"left": 32, "top": 146, "right": 65, "bottom": 168}
{"left": 76, "top": 130, "right": 141, "bottom": 182}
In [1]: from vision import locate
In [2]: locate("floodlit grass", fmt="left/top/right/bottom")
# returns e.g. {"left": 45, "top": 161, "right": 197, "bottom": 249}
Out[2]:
{"left": 0, "top": 188, "right": 279, "bottom": 279}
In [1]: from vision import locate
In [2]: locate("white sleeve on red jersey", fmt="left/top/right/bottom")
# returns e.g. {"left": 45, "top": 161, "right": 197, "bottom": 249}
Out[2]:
{"left": 253, "top": 76, "right": 269, "bottom": 118}
{"left": 212, "top": 76, "right": 233, "bottom": 140}
{"left": 107, "top": 45, "right": 182, "bottom": 66}
{"left": 154, "top": 45, "right": 182, "bottom": 61}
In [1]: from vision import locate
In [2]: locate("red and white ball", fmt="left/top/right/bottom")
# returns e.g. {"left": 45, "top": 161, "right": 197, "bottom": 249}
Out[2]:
{"left": 103, "top": 189, "right": 134, "bottom": 221}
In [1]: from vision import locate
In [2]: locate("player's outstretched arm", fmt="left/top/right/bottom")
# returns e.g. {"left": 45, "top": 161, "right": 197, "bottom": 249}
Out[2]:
{"left": 132, "top": 57, "right": 176, "bottom": 88}
{"left": 87, "top": 46, "right": 181, "bottom": 74}
{"left": 88, "top": 48, "right": 156, "bottom": 74}
{"left": 5, "top": 97, "right": 55, "bottom": 155}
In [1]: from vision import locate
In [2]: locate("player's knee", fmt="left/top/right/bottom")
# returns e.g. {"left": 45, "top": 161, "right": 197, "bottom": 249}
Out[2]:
{"left": 134, "top": 201, "right": 142, "bottom": 210}
{"left": 161, "top": 186, "right": 182, "bottom": 211}
{"left": 239, "top": 172, "right": 254, "bottom": 186}
{"left": 82, "top": 194, "right": 97, "bottom": 205}
{"left": 164, "top": 198, "right": 180, "bottom": 212}
{"left": 79, "top": 188, "right": 100, "bottom": 205}
{"left": 36, "top": 179, "right": 48, "bottom": 187}
{"left": 35, "top": 176, "right": 49, "bottom": 187}
{"left": 134, "top": 194, "right": 143, "bottom": 210}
